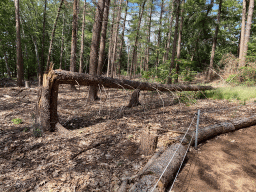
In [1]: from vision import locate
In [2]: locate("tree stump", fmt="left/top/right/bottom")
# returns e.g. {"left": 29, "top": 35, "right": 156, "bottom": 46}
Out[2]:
{"left": 25, "top": 81, "right": 30, "bottom": 88}
{"left": 140, "top": 129, "right": 158, "bottom": 156}
{"left": 127, "top": 89, "right": 141, "bottom": 108}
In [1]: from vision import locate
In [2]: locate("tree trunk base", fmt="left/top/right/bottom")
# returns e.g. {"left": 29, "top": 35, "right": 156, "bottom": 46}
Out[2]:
{"left": 127, "top": 89, "right": 141, "bottom": 108}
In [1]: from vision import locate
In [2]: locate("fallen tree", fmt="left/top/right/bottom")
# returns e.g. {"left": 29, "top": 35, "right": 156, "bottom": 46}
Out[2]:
{"left": 36, "top": 69, "right": 213, "bottom": 132}
{"left": 128, "top": 115, "right": 256, "bottom": 192}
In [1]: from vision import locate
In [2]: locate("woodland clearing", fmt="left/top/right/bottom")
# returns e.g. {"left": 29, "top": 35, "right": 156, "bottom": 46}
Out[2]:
{"left": 0, "top": 80, "right": 256, "bottom": 191}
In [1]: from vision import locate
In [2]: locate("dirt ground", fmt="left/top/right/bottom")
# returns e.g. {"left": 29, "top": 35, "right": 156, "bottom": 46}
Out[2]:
{"left": 172, "top": 125, "right": 256, "bottom": 192}
{"left": 0, "top": 81, "right": 256, "bottom": 191}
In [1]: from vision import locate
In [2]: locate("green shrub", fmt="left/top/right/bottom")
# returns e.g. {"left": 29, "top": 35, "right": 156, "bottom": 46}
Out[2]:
{"left": 33, "top": 124, "right": 42, "bottom": 137}
{"left": 11, "top": 118, "right": 22, "bottom": 125}
{"left": 181, "top": 69, "right": 197, "bottom": 82}
{"left": 226, "top": 66, "right": 256, "bottom": 86}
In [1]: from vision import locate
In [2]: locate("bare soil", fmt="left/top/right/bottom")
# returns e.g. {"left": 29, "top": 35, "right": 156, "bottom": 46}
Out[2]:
{"left": 172, "top": 125, "right": 256, "bottom": 192}
{"left": 0, "top": 82, "right": 256, "bottom": 191}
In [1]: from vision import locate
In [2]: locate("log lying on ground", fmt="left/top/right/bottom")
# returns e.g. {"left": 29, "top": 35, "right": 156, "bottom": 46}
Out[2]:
{"left": 189, "top": 115, "right": 256, "bottom": 146}
{"left": 129, "top": 143, "right": 186, "bottom": 192}
{"left": 36, "top": 69, "right": 213, "bottom": 132}
{"left": 130, "top": 115, "right": 256, "bottom": 192}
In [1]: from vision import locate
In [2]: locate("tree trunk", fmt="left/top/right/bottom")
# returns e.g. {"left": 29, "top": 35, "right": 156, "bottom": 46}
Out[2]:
{"left": 106, "top": 3, "right": 117, "bottom": 77}
{"left": 110, "top": 0, "right": 123, "bottom": 78}
{"left": 167, "top": 0, "right": 180, "bottom": 84}
{"left": 145, "top": 0, "right": 153, "bottom": 71}
{"left": 117, "top": 0, "right": 128, "bottom": 77}
{"left": 97, "top": 0, "right": 111, "bottom": 76}
{"left": 239, "top": 0, "right": 247, "bottom": 63}
{"left": 174, "top": 0, "right": 185, "bottom": 83}
{"left": 46, "top": 0, "right": 65, "bottom": 72}
{"left": 70, "top": 0, "right": 78, "bottom": 72}
{"left": 60, "top": 13, "right": 65, "bottom": 70}
{"left": 88, "top": 0, "right": 105, "bottom": 101}
{"left": 70, "top": 0, "right": 78, "bottom": 90}
{"left": 207, "top": 0, "right": 222, "bottom": 81}
{"left": 240, "top": 0, "right": 254, "bottom": 67}
{"left": 3, "top": 52, "right": 12, "bottom": 79}
{"left": 79, "top": 0, "right": 87, "bottom": 73}
{"left": 130, "top": 0, "right": 146, "bottom": 79}
{"left": 32, "top": 36, "right": 40, "bottom": 78}
{"left": 15, "top": 0, "right": 24, "bottom": 87}
{"left": 155, "top": 0, "right": 164, "bottom": 74}
{"left": 130, "top": 143, "right": 186, "bottom": 192}
{"left": 39, "top": 0, "right": 47, "bottom": 86}
{"left": 37, "top": 69, "right": 213, "bottom": 132}
{"left": 164, "top": 0, "right": 174, "bottom": 62}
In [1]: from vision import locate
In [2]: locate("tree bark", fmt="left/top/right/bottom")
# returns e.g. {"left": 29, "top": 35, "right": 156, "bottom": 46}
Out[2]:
{"left": 107, "top": 2, "right": 117, "bottom": 77}
{"left": 207, "top": 0, "right": 222, "bottom": 81}
{"left": 3, "top": 52, "right": 12, "bottom": 79}
{"left": 110, "top": 0, "right": 123, "bottom": 78}
{"left": 97, "top": 0, "right": 111, "bottom": 76}
{"left": 15, "top": 0, "right": 24, "bottom": 87}
{"left": 167, "top": 0, "right": 180, "bottom": 84}
{"left": 32, "top": 36, "right": 40, "bottom": 78}
{"left": 70, "top": 0, "right": 78, "bottom": 90}
{"left": 145, "top": 0, "right": 154, "bottom": 71}
{"left": 88, "top": 0, "right": 105, "bottom": 100}
{"left": 130, "top": 0, "right": 146, "bottom": 79}
{"left": 240, "top": 0, "right": 254, "bottom": 67}
{"left": 129, "top": 144, "right": 187, "bottom": 192}
{"left": 117, "top": 0, "right": 128, "bottom": 77}
{"left": 70, "top": 0, "right": 78, "bottom": 72}
{"left": 164, "top": 0, "right": 174, "bottom": 62}
{"left": 46, "top": 0, "right": 65, "bottom": 72}
{"left": 79, "top": 0, "right": 87, "bottom": 73}
{"left": 36, "top": 69, "right": 213, "bottom": 132}
{"left": 60, "top": 13, "right": 65, "bottom": 70}
{"left": 155, "top": 0, "right": 164, "bottom": 74}
{"left": 39, "top": 0, "right": 47, "bottom": 86}
{"left": 239, "top": 0, "right": 247, "bottom": 64}
{"left": 174, "top": 0, "right": 185, "bottom": 83}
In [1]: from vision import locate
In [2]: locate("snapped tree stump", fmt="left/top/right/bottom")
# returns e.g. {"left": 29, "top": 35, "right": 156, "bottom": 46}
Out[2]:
{"left": 36, "top": 69, "right": 213, "bottom": 132}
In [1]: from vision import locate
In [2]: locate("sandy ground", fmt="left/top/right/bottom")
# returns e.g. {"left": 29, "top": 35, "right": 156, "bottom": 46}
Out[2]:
{"left": 0, "top": 81, "right": 256, "bottom": 191}
{"left": 172, "top": 126, "right": 256, "bottom": 192}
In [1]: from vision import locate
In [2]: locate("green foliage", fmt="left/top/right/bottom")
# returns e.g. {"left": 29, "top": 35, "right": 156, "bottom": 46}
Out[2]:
{"left": 204, "top": 86, "right": 256, "bottom": 101}
{"left": 33, "top": 124, "right": 42, "bottom": 137}
{"left": 247, "top": 35, "right": 256, "bottom": 62}
{"left": 175, "top": 92, "right": 197, "bottom": 106}
{"left": 121, "top": 69, "right": 128, "bottom": 76}
{"left": 11, "top": 118, "right": 22, "bottom": 125}
{"left": 226, "top": 66, "right": 256, "bottom": 86}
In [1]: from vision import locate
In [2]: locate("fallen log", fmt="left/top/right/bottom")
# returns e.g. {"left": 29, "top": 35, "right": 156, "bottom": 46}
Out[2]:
{"left": 36, "top": 69, "right": 213, "bottom": 132}
{"left": 130, "top": 115, "right": 256, "bottom": 192}
{"left": 189, "top": 115, "right": 256, "bottom": 146}
{"left": 129, "top": 143, "right": 187, "bottom": 192}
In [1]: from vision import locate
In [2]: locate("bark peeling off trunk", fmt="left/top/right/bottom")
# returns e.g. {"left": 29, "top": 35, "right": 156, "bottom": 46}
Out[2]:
{"left": 36, "top": 70, "right": 213, "bottom": 132}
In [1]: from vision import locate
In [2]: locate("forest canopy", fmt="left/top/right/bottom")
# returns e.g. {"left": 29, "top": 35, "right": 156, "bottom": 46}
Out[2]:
{"left": 0, "top": 0, "right": 255, "bottom": 85}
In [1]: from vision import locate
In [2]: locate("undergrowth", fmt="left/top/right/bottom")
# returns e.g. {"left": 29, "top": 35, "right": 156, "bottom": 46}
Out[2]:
{"left": 201, "top": 86, "right": 256, "bottom": 103}
{"left": 176, "top": 86, "right": 256, "bottom": 106}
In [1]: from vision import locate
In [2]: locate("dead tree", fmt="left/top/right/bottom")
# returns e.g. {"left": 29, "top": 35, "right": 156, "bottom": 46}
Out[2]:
{"left": 36, "top": 69, "right": 213, "bottom": 132}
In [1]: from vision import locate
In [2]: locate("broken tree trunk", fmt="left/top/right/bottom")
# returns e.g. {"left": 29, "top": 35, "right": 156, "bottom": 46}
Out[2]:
{"left": 36, "top": 69, "right": 213, "bottom": 132}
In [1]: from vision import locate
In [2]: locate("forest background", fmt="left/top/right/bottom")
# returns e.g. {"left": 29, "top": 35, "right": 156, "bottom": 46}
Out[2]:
{"left": 0, "top": 0, "right": 255, "bottom": 87}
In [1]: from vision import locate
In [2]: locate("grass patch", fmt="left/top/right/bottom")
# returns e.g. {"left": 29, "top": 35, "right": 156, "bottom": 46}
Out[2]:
{"left": 203, "top": 86, "right": 256, "bottom": 101}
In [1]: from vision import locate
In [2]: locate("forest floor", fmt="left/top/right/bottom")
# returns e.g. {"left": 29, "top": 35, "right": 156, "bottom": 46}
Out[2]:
{"left": 0, "top": 79, "right": 256, "bottom": 191}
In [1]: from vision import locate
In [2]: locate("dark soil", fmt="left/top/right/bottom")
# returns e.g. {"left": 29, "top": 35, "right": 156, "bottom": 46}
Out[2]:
{"left": 0, "top": 82, "right": 256, "bottom": 191}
